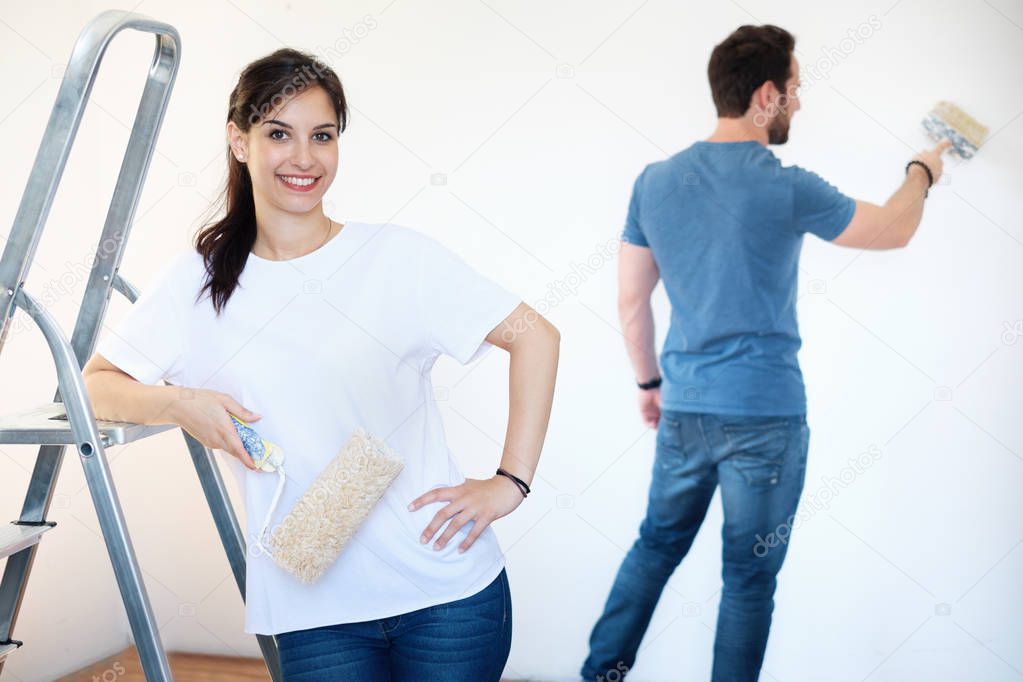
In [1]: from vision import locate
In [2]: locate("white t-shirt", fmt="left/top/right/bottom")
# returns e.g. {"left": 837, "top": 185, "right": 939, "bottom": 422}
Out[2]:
{"left": 96, "top": 220, "right": 522, "bottom": 635}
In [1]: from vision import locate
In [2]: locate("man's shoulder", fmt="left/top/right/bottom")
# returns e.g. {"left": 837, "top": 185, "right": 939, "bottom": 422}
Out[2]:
{"left": 637, "top": 147, "right": 697, "bottom": 187}
{"left": 645, "top": 145, "right": 699, "bottom": 174}
{"left": 776, "top": 162, "right": 842, "bottom": 194}
{"left": 642, "top": 142, "right": 781, "bottom": 178}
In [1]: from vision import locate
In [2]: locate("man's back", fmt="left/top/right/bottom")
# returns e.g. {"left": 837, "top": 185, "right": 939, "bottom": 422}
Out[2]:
{"left": 589, "top": 24, "right": 947, "bottom": 682}
{"left": 621, "top": 140, "right": 855, "bottom": 416}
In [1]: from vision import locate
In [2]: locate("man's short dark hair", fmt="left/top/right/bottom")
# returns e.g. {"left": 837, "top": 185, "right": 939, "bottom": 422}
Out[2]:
{"left": 708, "top": 25, "right": 795, "bottom": 118}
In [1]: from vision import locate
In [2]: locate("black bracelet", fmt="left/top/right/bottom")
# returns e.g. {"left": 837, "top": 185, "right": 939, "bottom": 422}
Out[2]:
{"left": 905, "top": 160, "right": 933, "bottom": 198}
{"left": 495, "top": 468, "right": 530, "bottom": 498}
{"left": 637, "top": 376, "right": 662, "bottom": 390}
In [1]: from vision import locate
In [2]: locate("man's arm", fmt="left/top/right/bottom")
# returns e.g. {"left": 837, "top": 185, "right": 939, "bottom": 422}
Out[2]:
{"left": 618, "top": 241, "right": 661, "bottom": 427}
{"left": 833, "top": 139, "right": 951, "bottom": 250}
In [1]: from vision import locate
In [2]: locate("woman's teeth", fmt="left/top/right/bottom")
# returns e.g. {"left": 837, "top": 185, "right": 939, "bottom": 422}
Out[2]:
{"left": 278, "top": 175, "right": 319, "bottom": 189}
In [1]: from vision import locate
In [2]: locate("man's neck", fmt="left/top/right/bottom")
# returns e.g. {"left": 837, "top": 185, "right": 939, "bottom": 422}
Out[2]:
{"left": 705, "top": 117, "right": 768, "bottom": 146}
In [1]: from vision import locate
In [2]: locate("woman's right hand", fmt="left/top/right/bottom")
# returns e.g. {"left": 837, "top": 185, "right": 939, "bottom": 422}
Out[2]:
{"left": 170, "top": 387, "right": 263, "bottom": 471}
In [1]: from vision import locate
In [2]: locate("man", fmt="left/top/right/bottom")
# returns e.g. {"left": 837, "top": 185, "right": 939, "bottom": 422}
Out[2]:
{"left": 581, "top": 24, "right": 948, "bottom": 682}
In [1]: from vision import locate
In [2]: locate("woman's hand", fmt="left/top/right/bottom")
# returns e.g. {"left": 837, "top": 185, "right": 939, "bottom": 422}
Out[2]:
{"left": 169, "top": 387, "right": 263, "bottom": 471}
{"left": 408, "top": 475, "right": 526, "bottom": 553}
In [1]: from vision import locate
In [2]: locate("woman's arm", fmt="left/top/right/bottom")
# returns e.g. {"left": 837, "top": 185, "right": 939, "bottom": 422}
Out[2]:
{"left": 83, "top": 352, "right": 262, "bottom": 469}
{"left": 409, "top": 302, "right": 560, "bottom": 553}
{"left": 486, "top": 301, "right": 559, "bottom": 490}
{"left": 83, "top": 352, "right": 187, "bottom": 425}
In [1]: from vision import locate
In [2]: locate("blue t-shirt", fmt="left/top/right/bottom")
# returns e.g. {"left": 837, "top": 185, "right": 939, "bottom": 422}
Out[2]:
{"left": 622, "top": 140, "right": 855, "bottom": 416}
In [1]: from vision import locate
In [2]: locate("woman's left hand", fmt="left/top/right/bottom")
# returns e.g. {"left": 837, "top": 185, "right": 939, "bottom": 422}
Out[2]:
{"left": 408, "top": 476, "right": 525, "bottom": 553}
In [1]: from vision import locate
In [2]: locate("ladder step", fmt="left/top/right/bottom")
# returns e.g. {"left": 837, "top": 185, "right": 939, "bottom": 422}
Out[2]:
{"left": 0, "top": 522, "right": 55, "bottom": 560}
{"left": 0, "top": 639, "right": 22, "bottom": 662}
{"left": 0, "top": 402, "right": 175, "bottom": 446}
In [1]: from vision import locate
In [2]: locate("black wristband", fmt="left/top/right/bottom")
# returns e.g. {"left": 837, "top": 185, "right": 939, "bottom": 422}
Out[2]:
{"left": 906, "top": 160, "right": 933, "bottom": 198}
{"left": 637, "top": 376, "right": 662, "bottom": 390}
{"left": 496, "top": 468, "right": 530, "bottom": 498}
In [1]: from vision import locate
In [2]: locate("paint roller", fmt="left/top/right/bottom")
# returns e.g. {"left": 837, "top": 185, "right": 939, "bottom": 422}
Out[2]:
{"left": 229, "top": 414, "right": 405, "bottom": 583}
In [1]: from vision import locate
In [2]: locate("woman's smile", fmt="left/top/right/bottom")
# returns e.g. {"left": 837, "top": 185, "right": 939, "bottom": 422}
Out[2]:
{"left": 277, "top": 174, "right": 322, "bottom": 192}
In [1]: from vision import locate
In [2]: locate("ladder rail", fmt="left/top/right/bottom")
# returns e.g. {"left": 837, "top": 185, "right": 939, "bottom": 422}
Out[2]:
{"left": 0, "top": 9, "right": 180, "bottom": 362}
{"left": 182, "top": 433, "right": 283, "bottom": 681}
{"left": 7, "top": 289, "right": 172, "bottom": 680}
{"left": 1, "top": 9, "right": 283, "bottom": 680}
{"left": 0, "top": 10, "right": 180, "bottom": 681}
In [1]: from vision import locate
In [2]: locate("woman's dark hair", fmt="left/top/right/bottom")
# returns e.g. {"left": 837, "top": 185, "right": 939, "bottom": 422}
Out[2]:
{"left": 194, "top": 48, "right": 348, "bottom": 315}
{"left": 707, "top": 25, "right": 795, "bottom": 118}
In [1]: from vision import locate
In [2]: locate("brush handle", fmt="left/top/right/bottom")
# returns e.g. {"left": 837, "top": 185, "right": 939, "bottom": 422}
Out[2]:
{"left": 229, "top": 414, "right": 284, "bottom": 471}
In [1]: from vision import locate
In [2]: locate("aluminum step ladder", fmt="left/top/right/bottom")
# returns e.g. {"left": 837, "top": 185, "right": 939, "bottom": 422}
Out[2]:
{"left": 0, "top": 10, "right": 281, "bottom": 681}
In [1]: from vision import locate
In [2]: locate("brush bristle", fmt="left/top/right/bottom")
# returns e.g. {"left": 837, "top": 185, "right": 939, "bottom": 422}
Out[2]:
{"left": 922, "top": 101, "right": 988, "bottom": 159}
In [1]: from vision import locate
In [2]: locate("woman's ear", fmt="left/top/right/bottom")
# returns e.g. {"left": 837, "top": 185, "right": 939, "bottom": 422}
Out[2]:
{"left": 227, "top": 121, "right": 248, "bottom": 162}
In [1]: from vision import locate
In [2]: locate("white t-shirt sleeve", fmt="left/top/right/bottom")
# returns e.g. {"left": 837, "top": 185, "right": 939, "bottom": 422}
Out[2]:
{"left": 415, "top": 233, "right": 522, "bottom": 365}
{"left": 95, "top": 253, "right": 190, "bottom": 386}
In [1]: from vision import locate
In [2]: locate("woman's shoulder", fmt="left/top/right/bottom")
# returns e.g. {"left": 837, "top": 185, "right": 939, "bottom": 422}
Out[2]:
{"left": 139, "top": 248, "right": 209, "bottom": 307}
{"left": 343, "top": 220, "right": 445, "bottom": 256}
{"left": 346, "top": 220, "right": 420, "bottom": 242}
{"left": 133, "top": 248, "right": 197, "bottom": 286}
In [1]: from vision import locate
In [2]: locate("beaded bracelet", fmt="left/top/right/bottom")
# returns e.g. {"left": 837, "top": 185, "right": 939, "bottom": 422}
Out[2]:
{"left": 906, "top": 160, "right": 934, "bottom": 198}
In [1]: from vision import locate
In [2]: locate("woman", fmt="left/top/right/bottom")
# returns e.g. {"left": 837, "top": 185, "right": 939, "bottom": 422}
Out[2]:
{"left": 82, "top": 48, "right": 559, "bottom": 680}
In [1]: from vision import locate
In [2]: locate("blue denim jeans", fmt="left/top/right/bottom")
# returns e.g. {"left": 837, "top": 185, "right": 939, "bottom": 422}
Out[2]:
{"left": 581, "top": 411, "right": 810, "bottom": 682}
{"left": 276, "top": 568, "right": 512, "bottom": 681}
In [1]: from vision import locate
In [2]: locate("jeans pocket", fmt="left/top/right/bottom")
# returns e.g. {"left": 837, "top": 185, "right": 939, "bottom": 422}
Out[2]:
{"left": 656, "top": 414, "right": 683, "bottom": 449}
{"left": 719, "top": 418, "right": 792, "bottom": 486}
{"left": 429, "top": 571, "right": 504, "bottom": 622}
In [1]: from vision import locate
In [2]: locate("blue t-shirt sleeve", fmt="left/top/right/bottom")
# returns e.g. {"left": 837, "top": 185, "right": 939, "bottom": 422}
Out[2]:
{"left": 621, "top": 168, "right": 649, "bottom": 247}
{"left": 790, "top": 165, "right": 856, "bottom": 241}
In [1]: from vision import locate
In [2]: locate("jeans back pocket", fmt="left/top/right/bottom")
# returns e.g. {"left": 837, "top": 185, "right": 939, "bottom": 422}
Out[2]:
{"left": 718, "top": 416, "right": 793, "bottom": 486}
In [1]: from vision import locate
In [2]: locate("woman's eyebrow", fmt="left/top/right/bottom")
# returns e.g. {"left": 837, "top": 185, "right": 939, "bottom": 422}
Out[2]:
{"left": 261, "top": 119, "right": 338, "bottom": 130}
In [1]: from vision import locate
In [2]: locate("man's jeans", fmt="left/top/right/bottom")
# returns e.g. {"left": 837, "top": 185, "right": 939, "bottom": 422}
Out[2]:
{"left": 581, "top": 410, "right": 810, "bottom": 682}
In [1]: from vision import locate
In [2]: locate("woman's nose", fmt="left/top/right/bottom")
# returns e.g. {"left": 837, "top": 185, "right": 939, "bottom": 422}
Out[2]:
{"left": 292, "top": 140, "right": 314, "bottom": 168}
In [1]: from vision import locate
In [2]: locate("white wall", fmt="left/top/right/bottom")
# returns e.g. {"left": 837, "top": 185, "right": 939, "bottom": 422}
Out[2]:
{"left": 1, "top": 0, "right": 1021, "bottom": 680}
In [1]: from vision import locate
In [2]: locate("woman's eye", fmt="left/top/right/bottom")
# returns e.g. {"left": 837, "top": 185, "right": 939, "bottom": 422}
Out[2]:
{"left": 269, "top": 129, "right": 332, "bottom": 141}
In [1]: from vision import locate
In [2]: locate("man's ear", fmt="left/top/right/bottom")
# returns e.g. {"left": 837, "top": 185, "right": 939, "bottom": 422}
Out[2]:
{"left": 749, "top": 81, "right": 770, "bottom": 116}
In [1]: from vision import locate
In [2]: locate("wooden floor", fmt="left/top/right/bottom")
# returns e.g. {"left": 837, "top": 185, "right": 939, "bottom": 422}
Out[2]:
{"left": 57, "top": 647, "right": 269, "bottom": 681}
{"left": 57, "top": 646, "right": 525, "bottom": 681}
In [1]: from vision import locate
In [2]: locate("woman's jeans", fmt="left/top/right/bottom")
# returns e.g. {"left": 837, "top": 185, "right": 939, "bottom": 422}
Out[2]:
{"left": 581, "top": 411, "right": 810, "bottom": 682}
{"left": 276, "top": 567, "right": 512, "bottom": 681}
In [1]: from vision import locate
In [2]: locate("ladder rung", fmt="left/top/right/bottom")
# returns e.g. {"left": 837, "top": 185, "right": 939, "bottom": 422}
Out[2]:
{"left": 0, "top": 639, "right": 22, "bottom": 662}
{"left": 0, "top": 522, "right": 55, "bottom": 559}
{"left": 0, "top": 402, "right": 176, "bottom": 446}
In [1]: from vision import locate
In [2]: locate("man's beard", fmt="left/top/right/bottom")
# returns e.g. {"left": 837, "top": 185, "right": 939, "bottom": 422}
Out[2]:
{"left": 767, "top": 110, "right": 790, "bottom": 145}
